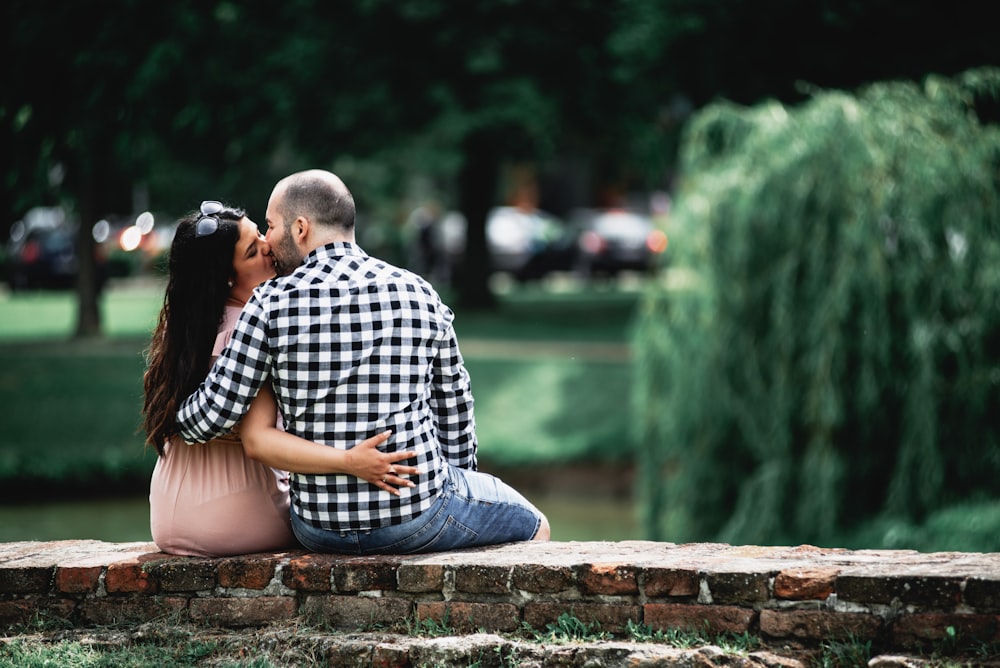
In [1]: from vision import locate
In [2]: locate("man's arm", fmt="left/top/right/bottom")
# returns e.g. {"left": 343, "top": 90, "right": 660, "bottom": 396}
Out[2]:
{"left": 429, "top": 305, "right": 478, "bottom": 470}
{"left": 175, "top": 298, "right": 272, "bottom": 443}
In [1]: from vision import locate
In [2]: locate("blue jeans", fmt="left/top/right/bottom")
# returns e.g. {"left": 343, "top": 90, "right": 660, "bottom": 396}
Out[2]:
{"left": 290, "top": 466, "right": 543, "bottom": 554}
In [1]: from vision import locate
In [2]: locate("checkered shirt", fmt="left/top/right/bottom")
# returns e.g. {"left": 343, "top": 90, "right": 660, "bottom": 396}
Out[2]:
{"left": 176, "top": 242, "right": 478, "bottom": 531}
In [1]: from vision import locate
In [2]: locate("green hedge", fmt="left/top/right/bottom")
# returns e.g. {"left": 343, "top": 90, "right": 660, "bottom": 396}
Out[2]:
{"left": 634, "top": 67, "right": 1000, "bottom": 548}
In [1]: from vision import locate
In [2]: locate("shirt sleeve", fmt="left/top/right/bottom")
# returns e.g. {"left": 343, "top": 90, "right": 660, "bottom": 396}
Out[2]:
{"left": 429, "top": 303, "right": 478, "bottom": 470}
{"left": 176, "top": 296, "right": 273, "bottom": 444}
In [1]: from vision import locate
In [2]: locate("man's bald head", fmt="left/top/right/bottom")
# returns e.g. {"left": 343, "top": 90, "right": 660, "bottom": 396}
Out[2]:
{"left": 271, "top": 169, "right": 356, "bottom": 234}
{"left": 265, "top": 170, "right": 357, "bottom": 274}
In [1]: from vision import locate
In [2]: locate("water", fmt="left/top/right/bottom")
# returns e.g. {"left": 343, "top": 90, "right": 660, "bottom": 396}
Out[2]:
{"left": 0, "top": 498, "right": 153, "bottom": 543}
{"left": 0, "top": 495, "right": 641, "bottom": 544}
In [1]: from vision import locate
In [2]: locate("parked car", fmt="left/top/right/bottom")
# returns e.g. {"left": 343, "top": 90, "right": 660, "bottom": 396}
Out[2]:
{"left": 486, "top": 206, "right": 575, "bottom": 280}
{"left": 569, "top": 208, "right": 668, "bottom": 279}
{"left": 6, "top": 207, "right": 107, "bottom": 291}
{"left": 93, "top": 211, "right": 174, "bottom": 278}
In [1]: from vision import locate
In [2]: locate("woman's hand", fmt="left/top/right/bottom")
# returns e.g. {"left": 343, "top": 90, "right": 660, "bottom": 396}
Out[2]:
{"left": 241, "top": 385, "right": 421, "bottom": 494}
{"left": 345, "top": 431, "right": 422, "bottom": 496}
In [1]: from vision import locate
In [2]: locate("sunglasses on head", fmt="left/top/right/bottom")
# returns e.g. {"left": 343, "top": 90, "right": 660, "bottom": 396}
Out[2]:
{"left": 195, "top": 200, "right": 224, "bottom": 237}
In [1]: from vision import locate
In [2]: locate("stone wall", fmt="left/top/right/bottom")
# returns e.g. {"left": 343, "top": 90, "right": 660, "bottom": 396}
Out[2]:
{"left": 2, "top": 539, "right": 999, "bottom": 657}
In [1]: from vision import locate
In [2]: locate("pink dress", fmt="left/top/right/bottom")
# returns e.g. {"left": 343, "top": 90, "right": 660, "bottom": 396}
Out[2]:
{"left": 149, "top": 305, "right": 297, "bottom": 557}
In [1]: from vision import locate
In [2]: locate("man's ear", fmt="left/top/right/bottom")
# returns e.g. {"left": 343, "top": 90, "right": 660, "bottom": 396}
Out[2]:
{"left": 294, "top": 216, "right": 310, "bottom": 242}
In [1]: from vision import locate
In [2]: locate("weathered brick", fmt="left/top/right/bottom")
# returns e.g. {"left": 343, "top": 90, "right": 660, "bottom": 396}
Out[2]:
{"left": 774, "top": 567, "right": 839, "bottom": 600}
{"left": 0, "top": 566, "right": 52, "bottom": 594}
{"left": 301, "top": 594, "right": 412, "bottom": 630}
{"left": 332, "top": 555, "right": 401, "bottom": 592}
{"left": 283, "top": 553, "right": 337, "bottom": 592}
{"left": 397, "top": 563, "right": 444, "bottom": 593}
{"left": 577, "top": 563, "right": 638, "bottom": 596}
{"left": 80, "top": 596, "right": 188, "bottom": 626}
{"left": 453, "top": 564, "right": 511, "bottom": 594}
{"left": 642, "top": 567, "right": 700, "bottom": 598}
{"left": 903, "top": 577, "right": 963, "bottom": 607}
{"left": 704, "top": 571, "right": 770, "bottom": 605}
{"left": 644, "top": 603, "right": 755, "bottom": 636}
{"left": 512, "top": 564, "right": 574, "bottom": 593}
{"left": 326, "top": 641, "right": 409, "bottom": 667}
{"left": 510, "top": 564, "right": 576, "bottom": 594}
{"left": 58, "top": 549, "right": 159, "bottom": 580}
{"left": 189, "top": 596, "right": 296, "bottom": 627}
{"left": 54, "top": 565, "right": 103, "bottom": 594}
{"left": 369, "top": 644, "right": 410, "bottom": 668}
{"left": 524, "top": 601, "right": 641, "bottom": 634}
{"left": 105, "top": 561, "right": 159, "bottom": 594}
{"left": 416, "top": 601, "right": 520, "bottom": 633}
{"left": 150, "top": 559, "right": 217, "bottom": 592}
{"left": 965, "top": 577, "right": 1000, "bottom": 612}
{"left": 4, "top": 537, "right": 1000, "bottom": 661}
{"left": 217, "top": 556, "right": 279, "bottom": 590}
{"left": 760, "top": 609, "right": 880, "bottom": 644}
{"left": 890, "top": 613, "right": 999, "bottom": 649}
{"left": 836, "top": 574, "right": 896, "bottom": 604}
{"left": 837, "top": 575, "right": 961, "bottom": 607}
{"left": 0, "top": 598, "right": 76, "bottom": 627}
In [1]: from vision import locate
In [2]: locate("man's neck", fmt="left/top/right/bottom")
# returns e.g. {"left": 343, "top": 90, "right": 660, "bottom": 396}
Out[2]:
{"left": 309, "top": 231, "right": 354, "bottom": 249}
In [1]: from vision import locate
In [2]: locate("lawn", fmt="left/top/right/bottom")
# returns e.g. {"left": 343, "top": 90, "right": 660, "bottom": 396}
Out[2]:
{"left": 3, "top": 281, "right": 999, "bottom": 551}
{"left": 0, "top": 280, "right": 641, "bottom": 500}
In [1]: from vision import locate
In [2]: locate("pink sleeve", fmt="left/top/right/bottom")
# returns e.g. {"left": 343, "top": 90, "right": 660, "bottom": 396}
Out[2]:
{"left": 212, "top": 305, "right": 243, "bottom": 356}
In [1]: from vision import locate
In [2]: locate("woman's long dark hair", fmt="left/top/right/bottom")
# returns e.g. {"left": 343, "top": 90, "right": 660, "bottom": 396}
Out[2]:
{"left": 142, "top": 203, "right": 245, "bottom": 453}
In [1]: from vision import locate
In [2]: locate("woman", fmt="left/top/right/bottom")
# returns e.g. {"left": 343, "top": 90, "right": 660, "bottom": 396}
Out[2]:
{"left": 142, "top": 201, "right": 418, "bottom": 556}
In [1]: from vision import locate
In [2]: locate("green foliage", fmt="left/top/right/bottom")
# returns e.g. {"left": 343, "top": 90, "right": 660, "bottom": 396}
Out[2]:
{"left": 634, "top": 67, "right": 1000, "bottom": 546}
{"left": 408, "top": 610, "right": 454, "bottom": 637}
{"left": 714, "top": 631, "right": 761, "bottom": 656}
{"left": 530, "top": 612, "right": 610, "bottom": 643}
{"left": 624, "top": 620, "right": 760, "bottom": 655}
{"left": 812, "top": 635, "right": 872, "bottom": 668}
{"left": 846, "top": 499, "right": 1000, "bottom": 553}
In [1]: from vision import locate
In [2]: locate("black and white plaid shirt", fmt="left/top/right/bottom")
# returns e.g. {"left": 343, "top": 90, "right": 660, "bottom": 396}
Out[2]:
{"left": 176, "top": 242, "right": 477, "bottom": 531}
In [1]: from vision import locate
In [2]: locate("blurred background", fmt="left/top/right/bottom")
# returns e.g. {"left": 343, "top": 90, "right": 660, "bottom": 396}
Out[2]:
{"left": 1, "top": 0, "right": 998, "bottom": 550}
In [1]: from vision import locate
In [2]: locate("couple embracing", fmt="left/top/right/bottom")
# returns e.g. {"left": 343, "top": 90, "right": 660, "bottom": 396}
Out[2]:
{"left": 142, "top": 169, "right": 549, "bottom": 557}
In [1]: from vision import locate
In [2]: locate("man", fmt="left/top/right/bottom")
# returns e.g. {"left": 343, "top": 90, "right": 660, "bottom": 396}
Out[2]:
{"left": 177, "top": 169, "right": 549, "bottom": 553}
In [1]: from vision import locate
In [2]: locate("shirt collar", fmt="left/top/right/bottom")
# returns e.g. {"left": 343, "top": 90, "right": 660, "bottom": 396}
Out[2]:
{"left": 306, "top": 241, "right": 368, "bottom": 265}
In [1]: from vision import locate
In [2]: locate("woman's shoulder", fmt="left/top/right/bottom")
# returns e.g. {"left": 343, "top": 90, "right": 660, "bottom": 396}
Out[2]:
{"left": 213, "top": 304, "right": 245, "bottom": 355}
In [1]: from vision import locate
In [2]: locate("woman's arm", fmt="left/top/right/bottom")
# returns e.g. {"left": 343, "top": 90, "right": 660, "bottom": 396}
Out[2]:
{"left": 241, "top": 384, "right": 420, "bottom": 496}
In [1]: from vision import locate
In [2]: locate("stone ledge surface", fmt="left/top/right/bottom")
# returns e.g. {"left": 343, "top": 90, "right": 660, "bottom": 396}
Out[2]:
{"left": 2, "top": 539, "right": 999, "bottom": 658}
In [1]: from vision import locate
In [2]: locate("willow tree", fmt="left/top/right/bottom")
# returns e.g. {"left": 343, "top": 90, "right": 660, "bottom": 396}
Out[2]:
{"left": 634, "top": 67, "right": 1000, "bottom": 546}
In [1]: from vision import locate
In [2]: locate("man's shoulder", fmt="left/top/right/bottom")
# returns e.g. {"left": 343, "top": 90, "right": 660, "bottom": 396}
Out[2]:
{"left": 249, "top": 277, "right": 285, "bottom": 305}
{"left": 363, "top": 258, "right": 439, "bottom": 297}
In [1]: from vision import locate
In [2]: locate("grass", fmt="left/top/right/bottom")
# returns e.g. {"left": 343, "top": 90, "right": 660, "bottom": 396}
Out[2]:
{"left": 0, "top": 280, "right": 641, "bottom": 502}
{"left": 0, "top": 338, "right": 154, "bottom": 487}
{"left": 3, "top": 616, "right": 994, "bottom": 668}
{"left": 4, "top": 278, "right": 998, "bottom": 551}
{"left": 0, "top": 637, "right": 221, "bottom": 668}
{"left": 0, "top": 286, "right": 164, "bottom": 340}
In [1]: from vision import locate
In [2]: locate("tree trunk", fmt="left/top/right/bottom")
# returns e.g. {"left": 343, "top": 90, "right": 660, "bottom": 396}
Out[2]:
{"left": 454, "top": 130, "right": 499, "bottom": 310}
{"left": 72, "top": 149, "right": 103, "bottom": 339}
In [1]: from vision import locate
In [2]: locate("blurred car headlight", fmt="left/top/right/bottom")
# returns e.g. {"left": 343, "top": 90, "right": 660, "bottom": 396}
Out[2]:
{"left": 119, "top": 225, "right": 143, "bottom": 252}
{"left": 646, "top": 230, "right": 668, "bottom": 254}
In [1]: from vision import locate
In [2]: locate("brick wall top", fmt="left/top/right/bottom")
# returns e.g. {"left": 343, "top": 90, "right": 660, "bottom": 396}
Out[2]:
{"left": 3, "top": 539, "right": 999, "bottom": 655}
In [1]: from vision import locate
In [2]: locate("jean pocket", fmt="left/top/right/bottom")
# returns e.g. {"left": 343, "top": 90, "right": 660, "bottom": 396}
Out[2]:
{"left": 404, "top": 514, "right": 479, "bottom": 554}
